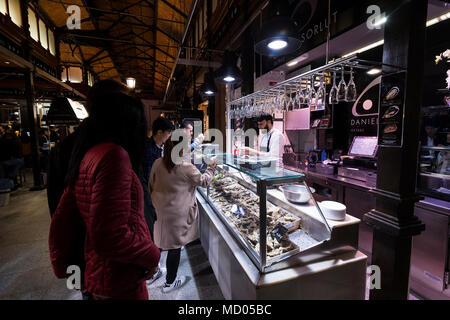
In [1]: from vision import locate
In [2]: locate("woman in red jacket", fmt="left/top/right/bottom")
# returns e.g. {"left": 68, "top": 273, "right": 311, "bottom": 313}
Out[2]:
{"left": 49, "top": 93, "right": 160, "bottom": 300}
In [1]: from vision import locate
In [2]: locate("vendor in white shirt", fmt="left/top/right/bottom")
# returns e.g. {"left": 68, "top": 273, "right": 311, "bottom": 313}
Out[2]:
{"left": 240, "top": 114, "right": 285, "bottom": 167}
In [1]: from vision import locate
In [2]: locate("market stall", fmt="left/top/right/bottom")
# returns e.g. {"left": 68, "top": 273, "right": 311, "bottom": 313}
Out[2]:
{"left": 197, "top": 153, "right": 367, "bottom": 299}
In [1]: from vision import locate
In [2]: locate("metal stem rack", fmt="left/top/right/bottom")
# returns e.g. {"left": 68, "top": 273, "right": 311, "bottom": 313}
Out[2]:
{"left": 227, "top": 55, "right": 381, "bottom": 110}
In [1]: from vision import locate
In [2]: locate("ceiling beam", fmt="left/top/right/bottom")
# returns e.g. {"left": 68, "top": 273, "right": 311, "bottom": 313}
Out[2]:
{"left": 156, "top": 26, "right": 180, "bottom": 44}
{"left": 132, "top": 31, "right": 176, "bottom": 60}
{"left": 177, "top": 58, "right": 221, "bottom": 68}
{"left": 96, "top": 66, "right": 117, "bottom": 75}
{"left": 160, "top": 0, "right": 187, "bottom": 19}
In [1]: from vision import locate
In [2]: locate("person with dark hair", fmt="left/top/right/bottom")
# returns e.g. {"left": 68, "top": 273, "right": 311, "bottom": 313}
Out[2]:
{"left": 47, "top": 79, "right": 137, "bottom": 301}
{"left": 0, "top": 129, "right": 24, "bottom": 188}
{"left": 181, "top": 120, "right": 205, "bottom": 154}
{"left": 149, "top": 135, "right": 216, "bottom": 293}
{"left": 143, "top": 117, "right": 175, "bottom": 180}
{"left": 240, "top": 113, "right": 285, "bottom": 167}
{"left": 49, "top": 126, "right": 60, "bottom": 144}
{"left": 142, "top": 117, "right": 174, "bottom": 285}
{"left": 49, "top": 92, "right": 160, "bottom": 300}
{"left": 86, "top": 79, "right": 129, "bottom": 113}
{"left": 47, "top": 79, "right": 129, "bottom": 216}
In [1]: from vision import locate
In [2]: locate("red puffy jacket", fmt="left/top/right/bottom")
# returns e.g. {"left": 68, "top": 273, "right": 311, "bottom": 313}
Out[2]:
{"left": 49, "top": 142, "right": 160, "bottom": 300}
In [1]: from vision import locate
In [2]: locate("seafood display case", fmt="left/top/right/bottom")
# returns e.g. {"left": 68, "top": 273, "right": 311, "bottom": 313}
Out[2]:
{"left": 418, "top": 145, "right": 450, "bottom": 202}
{"left": 198, "top": 153, "right": 333, "bottom": 273}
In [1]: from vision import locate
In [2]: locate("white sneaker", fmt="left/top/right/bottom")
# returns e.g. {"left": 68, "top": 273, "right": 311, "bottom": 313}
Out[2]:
{"left": 162, "top": 276, "right": 187, "bottom": 293}
{"left": 146, "top": 267, "right": 166, "bottom": 285}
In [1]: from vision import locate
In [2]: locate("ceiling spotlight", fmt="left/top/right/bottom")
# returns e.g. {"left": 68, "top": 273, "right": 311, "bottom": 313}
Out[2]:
{"left": 5, "top": 61, "right": 10, "bottom": 64}
{"left": 224, "top": 76, "right": 236, "bottom": 83}
{"left": 200, "top": 70, "right": 218, "bottom": 96}
{"left": 367, "top": 68, "right": 382, "bottom": 75}
{"left": 268, "top": 40, "right": 288, "bottom": 50}
{"left": 287, "top": 60, "right": 299, "bottom": 67}
{"left": 254, "top": 0, "right": 301, "bottom": 57}
{"left": 215, "top": 51, "right": 242, "bottom": 85}
{"left": 126, "top": 77, "right": 136, "bottom": 89}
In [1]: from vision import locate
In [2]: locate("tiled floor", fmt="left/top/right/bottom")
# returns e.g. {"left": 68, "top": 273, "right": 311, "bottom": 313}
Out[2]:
{"left": 0, "top": 171, "right": 223, "bottom": 300}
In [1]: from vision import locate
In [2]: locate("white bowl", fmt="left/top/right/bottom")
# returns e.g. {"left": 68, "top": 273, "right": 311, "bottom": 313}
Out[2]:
{"left": 319, "top": 201, "right": 346, "bottom": 221}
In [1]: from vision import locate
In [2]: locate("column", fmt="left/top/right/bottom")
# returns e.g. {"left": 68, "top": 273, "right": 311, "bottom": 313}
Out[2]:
{"left": 364, "top": 0, "right": 428, "bottom": 300}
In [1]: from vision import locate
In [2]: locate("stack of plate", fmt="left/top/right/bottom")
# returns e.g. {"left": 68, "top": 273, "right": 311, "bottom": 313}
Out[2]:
{"left": 319, "top": 201, "right": 347, "bottom": 221}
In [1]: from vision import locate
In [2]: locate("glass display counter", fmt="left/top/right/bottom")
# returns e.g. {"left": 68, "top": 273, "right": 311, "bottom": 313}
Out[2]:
{"left": 198, "top": 153, "right": 332, "bottom": 273}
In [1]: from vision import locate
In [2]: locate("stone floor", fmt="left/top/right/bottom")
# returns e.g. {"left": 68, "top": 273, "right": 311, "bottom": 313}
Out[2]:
{"left": 0, "top": 171, "right": 223, "bottom": 300}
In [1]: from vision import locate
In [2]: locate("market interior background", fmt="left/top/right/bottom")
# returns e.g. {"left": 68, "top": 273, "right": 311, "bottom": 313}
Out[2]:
{"left": 0, "top": 0, "right": 449, "bottom": 300}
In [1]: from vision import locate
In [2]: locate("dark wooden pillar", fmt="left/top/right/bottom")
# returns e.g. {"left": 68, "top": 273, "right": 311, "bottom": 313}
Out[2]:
{"left": 364, "top": 0, "right": 428, "bottom": 300}
{"left": 21, "top": 0, "right": 43, "bottom": 189}
{"left": 208, "top": 96, "right": 215, "bottom": 129}
{"left": 24, "top": 69, "right": 43, "bottom": 189}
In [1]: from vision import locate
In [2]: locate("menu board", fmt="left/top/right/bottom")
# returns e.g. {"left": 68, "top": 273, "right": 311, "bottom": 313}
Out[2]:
{"left": 378, "top": 71, "right": 406, "bottom": 147}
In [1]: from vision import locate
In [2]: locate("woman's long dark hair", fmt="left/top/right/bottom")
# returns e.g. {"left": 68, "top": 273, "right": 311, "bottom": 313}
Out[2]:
{"left": 65, "top": 92, "right": 147, "bottom": 186}
{"left": 163, "top": 135, "right": 186, "bottom": 173}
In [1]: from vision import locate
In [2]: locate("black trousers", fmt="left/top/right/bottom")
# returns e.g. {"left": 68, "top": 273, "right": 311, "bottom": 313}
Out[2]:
{"left": 163, "top": 248, "right": 181, "bottom": 284}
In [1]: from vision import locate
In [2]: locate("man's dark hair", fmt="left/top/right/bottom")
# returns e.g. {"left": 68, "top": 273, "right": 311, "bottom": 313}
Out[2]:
{"left": 181, "top": 120, "right": 194, "bottom": 129}
{"left": 152, "top": 117, "right": 175, "bottom": 135}
{"left": 257, "top": 114, "right": 273, "bottom": 123}
{"left": 86, "top": 79, "right": 130, "bottom": 113}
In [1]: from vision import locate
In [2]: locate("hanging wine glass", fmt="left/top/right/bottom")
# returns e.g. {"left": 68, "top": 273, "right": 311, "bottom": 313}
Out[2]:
{"left": 329, "top": 71, "right": 339, "bottom": 105}
{"left": 258, "top": 98, "right": 264, "bottom": 115}
{"left": 337, "top": 66, "right": 347, "bottom": 102}
{"left": 345, "top": 66, "right": 357, "bottom": 102}
{"left": 263, "top": 97, "right": 269, "bottom": 114}
{"left": 316, "top": 73, "right": 326, "bottom": 109}
{"left": 278, "top": 91, "right": 286, "bottom": 112}
{"left": 250, "top": 98, "right": 256, "bottom": 118}
{"left": 287, "top": 92, "right": 294, "bottom": 111}
{"left": 303, "top": 80, "right": 310, "bottom": 106}
{"left": 297, "top": 82, "right": 304, "bottom": 107}
{"left": 308, "top": 75, "right": 317, "bottom": 108}
{"left": 300, "top": 81, "right": 308, "bottom": 107}
{"left": 294, "top": 83, "right": 302, "bottom": 109}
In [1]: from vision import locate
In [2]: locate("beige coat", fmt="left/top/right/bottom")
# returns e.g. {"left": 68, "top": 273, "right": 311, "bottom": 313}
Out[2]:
{"left": 149, "top": 158, "right": 215, "bottom": 250}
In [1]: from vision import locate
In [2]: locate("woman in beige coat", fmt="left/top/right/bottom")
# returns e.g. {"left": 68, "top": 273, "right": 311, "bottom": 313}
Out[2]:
{"left": 149, "top": 137, "right": 216, "bottom": 292}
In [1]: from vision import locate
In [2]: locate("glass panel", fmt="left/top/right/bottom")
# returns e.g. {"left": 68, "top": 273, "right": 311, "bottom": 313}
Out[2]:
{"left": 0, "top": 0, "right": 7, "bottom": 15}
{"left": 61, "top": 66, "right": 67, "bottom": 82}
{"left": 28, "top": 7, "right": 38, "bottom": 42}
{"left": 8, "top": 0, "right": 22, "bottom": 27}
{"left": 48, "top": 29, "right": 55, "bottom": 55}
{"left": 39, "top": 19, "right": 48, "bottom": 49}
{"left": 68, "top": 66, "right": 82, "bottom": 83}
{"left": 212, "top": 153, "right": 305, "bottom": 181}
